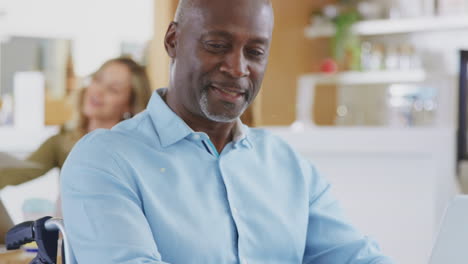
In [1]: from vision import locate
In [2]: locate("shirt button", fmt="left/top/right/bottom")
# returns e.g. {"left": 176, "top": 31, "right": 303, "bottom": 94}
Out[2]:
{"left": 232, "top": 207, "right": 238, "bottom": 215}
{"left": 192, "top": 134, "right": 200, "bottom": 140}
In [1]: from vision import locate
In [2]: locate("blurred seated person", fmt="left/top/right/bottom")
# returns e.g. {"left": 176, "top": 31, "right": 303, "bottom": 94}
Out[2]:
{"left": 0, "top": 57, "right": 152, "bottom": 188}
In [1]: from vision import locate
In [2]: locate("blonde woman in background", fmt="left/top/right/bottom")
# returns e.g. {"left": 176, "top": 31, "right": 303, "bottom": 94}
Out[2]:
{"left": 0, "top": 57, "right": 152, "bottom": 188}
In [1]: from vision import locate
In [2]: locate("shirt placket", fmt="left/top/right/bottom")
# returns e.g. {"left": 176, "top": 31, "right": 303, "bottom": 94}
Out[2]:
{"left": 218, "top": 146, "right": 249, "bottom": 264}
{"left": 189, "top": 132, "right": 248, "bottom": 264}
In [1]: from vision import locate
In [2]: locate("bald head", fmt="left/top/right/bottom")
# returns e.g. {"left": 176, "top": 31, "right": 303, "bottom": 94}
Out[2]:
{"left": 174, "top": 0, "right": 195, "bottom": 24}
{"left": 174, "top": 0, "right": 273, "bottom": 26}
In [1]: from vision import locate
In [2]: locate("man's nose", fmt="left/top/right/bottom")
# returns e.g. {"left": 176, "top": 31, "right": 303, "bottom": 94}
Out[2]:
{"left": 220, "top": 50, "right": 250, "bottom": 78}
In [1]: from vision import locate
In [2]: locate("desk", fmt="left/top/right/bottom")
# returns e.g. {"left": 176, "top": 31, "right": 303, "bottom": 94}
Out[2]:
{"left": 0, "top": 250, "right": 62, "bottom": 264}
{"left": 0, "top": 250, "right": 33, "bottom": 264}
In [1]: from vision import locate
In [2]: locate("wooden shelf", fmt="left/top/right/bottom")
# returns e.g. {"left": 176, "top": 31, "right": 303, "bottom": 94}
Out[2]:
{"left": 294, "top": 70, "right": 427, "bottom": 128}
{"left": 300, "top": 69, "right": 427, "bottom": 85}
{"left": 305, "top": 16, "right": 468, "bottom": 38}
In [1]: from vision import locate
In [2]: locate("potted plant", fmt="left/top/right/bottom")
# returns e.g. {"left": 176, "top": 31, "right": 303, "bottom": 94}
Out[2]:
{"left": 313, "top": 0, "right": 362, "bottom": 71}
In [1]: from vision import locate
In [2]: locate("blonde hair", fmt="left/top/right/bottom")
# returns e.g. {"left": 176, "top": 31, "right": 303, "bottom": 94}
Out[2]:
{"left": 69, "top": 57, "right": 152, "bottom": 140}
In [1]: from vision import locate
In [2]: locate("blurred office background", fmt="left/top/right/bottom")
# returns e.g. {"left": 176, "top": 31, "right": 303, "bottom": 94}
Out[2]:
{"left": 0, "top": 0, "right": 153, "bottom": 219}
{"left": 1, "top": 0, "right": 468, "bottom": 263}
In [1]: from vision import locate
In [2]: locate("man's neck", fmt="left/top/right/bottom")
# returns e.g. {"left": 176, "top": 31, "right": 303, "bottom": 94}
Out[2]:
{"left": 164, "top": 90, "right": 236, "bottom": 153}
{"left": 185, "top": 117, "right": 235, "bottom": 154}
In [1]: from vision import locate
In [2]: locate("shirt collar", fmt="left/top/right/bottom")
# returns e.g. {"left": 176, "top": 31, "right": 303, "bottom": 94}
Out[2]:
{"left": 148, "top": 88, "right": 192, "bottom": 147}
{"left": 232, "top": 119, "right": 252, "bottom": 149}
{"left": 148, "top": 88, "right": 251, "bottom": 149}
{"left": 230, "top": 119, "right": 243, "bottom": 141}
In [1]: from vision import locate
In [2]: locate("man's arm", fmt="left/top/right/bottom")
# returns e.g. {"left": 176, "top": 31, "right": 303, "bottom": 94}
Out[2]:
{"left": 61, "top": 133, "right": 169, "bottom": 264}
{"left": 303, "top": 162, "right": 394, "bottom": 264}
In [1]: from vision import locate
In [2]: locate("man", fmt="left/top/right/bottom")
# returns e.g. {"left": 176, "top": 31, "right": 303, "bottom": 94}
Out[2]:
{"left": 61, "top": 0, "right": 394, "bottom": 263}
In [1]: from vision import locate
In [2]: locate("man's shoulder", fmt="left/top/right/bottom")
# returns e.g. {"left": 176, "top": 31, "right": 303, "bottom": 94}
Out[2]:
{"left": 75, "top": 111, "right": 154, "bottom": 151}
{"left": 245, "top": 127, "right": 315, "bottom": 180}
{"left": 107, "top": 111, "right": 156, "bottom": 144}
{"left": 245, "top": 127, "right": 293, "bottom": 149}
{"left": 112, "top": 110, "right": 153, "bottom": 136}
{"left": 71, "top": 129, "right": 118, "bottom": 156}
{"left": 244, "top": 127, "right": 305, "bottom": 163}
{"left": 62, "top": 116, "right": 153, "bottom": 180}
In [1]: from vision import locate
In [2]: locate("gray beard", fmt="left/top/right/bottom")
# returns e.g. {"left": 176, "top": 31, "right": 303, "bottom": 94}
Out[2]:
{"left": 199, "top": 89, "right": 248, "bottom": 123}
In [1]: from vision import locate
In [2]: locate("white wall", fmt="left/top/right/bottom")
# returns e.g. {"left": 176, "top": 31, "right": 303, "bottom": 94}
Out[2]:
{"left": 0, "top": 0, "right": 154, "bottom": 76}
{"left": 2, "top": 0, "right": 153, "bottom": 41}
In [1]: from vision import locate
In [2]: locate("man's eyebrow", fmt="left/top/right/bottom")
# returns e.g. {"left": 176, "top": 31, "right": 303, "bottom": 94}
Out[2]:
{"left": 201, "top": 31, "right": 233, "bottom": 40}
{"left": 201, "top": 31, "right": 270, "bottom": 45}
{"left": 202, "top": 30, "right": 270, "bottom": 44}
{"left": 249, "top": 37, "right": 269, "bottom": 45}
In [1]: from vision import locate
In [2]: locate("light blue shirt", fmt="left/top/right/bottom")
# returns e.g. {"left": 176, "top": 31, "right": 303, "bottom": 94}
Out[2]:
{"left": 61, "top": 89, "right": 393, "bottom": 264}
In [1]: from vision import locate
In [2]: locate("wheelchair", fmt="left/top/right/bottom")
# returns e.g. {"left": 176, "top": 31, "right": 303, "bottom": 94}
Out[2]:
{"left": 5, "top": 216, "right": 76, "bottom": 264}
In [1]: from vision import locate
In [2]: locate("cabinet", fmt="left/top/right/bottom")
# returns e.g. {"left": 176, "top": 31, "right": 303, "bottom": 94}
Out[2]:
{"left": 269, "top": 126, "right": 458, "bottom": 264}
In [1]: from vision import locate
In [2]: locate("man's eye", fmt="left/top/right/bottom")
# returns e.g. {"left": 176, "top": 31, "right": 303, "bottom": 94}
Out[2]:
{"left": 209, "top": 44, "right": 226, "bottom": 49}
{"left": 205, "top": 42, "right": 229, "bottom": 52}
{"left": 247, "top": 49, "right": 265, "bottom": 57}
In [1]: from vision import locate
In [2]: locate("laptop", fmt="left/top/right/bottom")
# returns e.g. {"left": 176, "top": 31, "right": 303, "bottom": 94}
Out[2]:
{"left": 0, "top": 200, "right": 14, "bottom": 245}
{"left": 429, "top": 195, "right": 468, "bottom": 264}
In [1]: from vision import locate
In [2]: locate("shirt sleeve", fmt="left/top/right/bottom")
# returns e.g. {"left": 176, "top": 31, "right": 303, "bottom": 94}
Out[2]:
{"left": 0, "top": 134, "right": 59, "bottom": 189}
{"left": 303, "top": 162, "right": 395, "bottom": 264}
{"left": 60, "top": 134, "right": 170, "bottom": 264}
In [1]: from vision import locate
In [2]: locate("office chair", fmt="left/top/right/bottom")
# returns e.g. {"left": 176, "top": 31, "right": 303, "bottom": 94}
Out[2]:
{"left": 5, "top": 216, "right": 76, "bottom": 264}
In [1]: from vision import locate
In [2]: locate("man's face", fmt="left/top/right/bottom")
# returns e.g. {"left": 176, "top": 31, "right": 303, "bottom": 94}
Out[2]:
{"left": 167, "top": 0, "right": 273, "bottom": 123}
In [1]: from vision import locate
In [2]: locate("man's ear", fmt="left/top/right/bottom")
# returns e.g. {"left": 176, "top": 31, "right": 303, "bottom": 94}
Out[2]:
{"left": 164, "top": 22, "right": 178, "bottom": 59}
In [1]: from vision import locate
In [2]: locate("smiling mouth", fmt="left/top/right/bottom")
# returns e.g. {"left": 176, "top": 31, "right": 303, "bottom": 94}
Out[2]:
{"left": 210, "top": 84, "right": 246, "bottom": 97}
